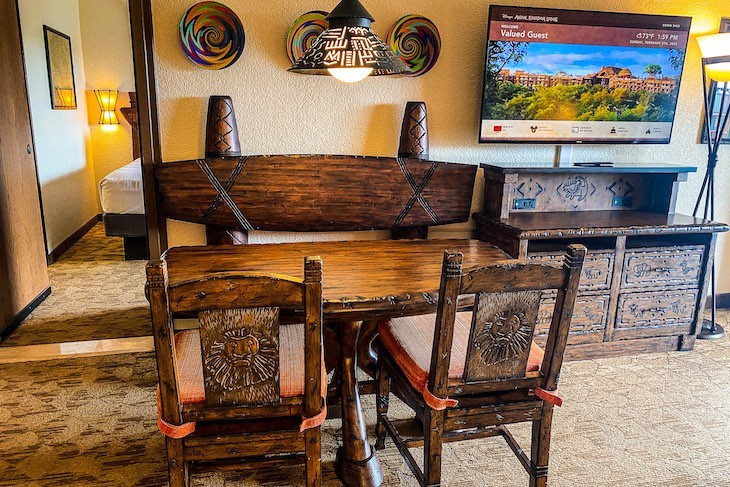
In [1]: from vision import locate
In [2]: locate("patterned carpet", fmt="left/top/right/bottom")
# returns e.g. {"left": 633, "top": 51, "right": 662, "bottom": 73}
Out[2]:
{"left": 0, "top": 223, "right": 150, "bottom": 347}
{"left": 0, "top": 333, "right": 727, "bottom": 486}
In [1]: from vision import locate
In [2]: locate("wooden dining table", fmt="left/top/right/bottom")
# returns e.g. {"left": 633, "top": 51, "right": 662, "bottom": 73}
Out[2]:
{"left": 163, "top": 238, "right": 510, "bottom": 487}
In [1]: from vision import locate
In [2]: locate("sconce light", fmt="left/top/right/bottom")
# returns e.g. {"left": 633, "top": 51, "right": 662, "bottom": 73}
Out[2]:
{"left": 289, "top": 0, "right": 410, "bottom": 83}
{"left": 94, "top": 89, "right": 120, "bottom": 125}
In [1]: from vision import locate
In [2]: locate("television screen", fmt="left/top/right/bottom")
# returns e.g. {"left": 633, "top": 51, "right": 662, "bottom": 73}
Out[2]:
{"left": 479, "top": 6, "right": 692, "bottom": 144}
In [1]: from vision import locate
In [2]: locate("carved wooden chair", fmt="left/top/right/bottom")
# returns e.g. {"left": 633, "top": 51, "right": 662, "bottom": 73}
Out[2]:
{"left": 374, "top": 245, "right": 586, "bottom": 487}
{"left": 146, "top": 256, "right": 327, "bottom": 487}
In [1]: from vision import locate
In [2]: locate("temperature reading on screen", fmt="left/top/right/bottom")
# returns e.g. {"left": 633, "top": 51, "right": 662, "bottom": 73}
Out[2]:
{"left": 636, "top": 32, "right": 656, "bottom": 40}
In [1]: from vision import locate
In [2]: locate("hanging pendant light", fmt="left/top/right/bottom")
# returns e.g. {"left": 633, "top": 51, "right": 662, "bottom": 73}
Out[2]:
{"left": 288, "top": 0, "right": 410, "bottom": 82}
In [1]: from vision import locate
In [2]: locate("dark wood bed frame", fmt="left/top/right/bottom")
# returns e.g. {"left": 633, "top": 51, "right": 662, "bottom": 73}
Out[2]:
{"left": 106, "top": 92, "right": 148, "bottom": 260}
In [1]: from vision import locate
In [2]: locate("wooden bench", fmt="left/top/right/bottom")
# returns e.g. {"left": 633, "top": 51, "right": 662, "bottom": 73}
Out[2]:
{"left": 154, "top": 154, "right": 477, "bottom": 243}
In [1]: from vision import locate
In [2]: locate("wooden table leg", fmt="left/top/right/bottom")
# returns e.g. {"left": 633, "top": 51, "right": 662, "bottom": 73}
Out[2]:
{"left": 357, "top": 320, "right": 379, "bottom": 379}
{"left": 335, "top": 320, "right": 383, "bottom": 487}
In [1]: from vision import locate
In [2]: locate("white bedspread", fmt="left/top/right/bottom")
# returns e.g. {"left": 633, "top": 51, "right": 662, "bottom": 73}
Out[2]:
{"left": 99, "top": 159, "right": 145, "bottom": 214}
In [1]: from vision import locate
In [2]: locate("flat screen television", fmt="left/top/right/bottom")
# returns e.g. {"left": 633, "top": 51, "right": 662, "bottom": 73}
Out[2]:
{"left": 479, "top": 6, "right": 692, "bottom": 144}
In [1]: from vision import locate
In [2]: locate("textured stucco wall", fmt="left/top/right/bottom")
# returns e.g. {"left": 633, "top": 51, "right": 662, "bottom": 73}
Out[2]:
{"left": 150, "top": 0, "right": 730, "bottom": 290}
{"left": 18, "top": 0, "right": 100, "bottom": 253}
{"left": 78, "top": 0, "right": 137, "bottom": 187}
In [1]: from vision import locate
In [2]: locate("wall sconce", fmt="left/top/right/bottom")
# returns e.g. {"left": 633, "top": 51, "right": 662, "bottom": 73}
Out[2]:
{"left": 94, "top": 89, "right": 120, "bottom": 125}
{"left": 289, "top": 0, "right": 410, "bottom": 83}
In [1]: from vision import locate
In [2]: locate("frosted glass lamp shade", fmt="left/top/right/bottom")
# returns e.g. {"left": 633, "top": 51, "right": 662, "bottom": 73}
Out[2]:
{"left": 697, "top": 33, "right": 730, "bottom": 82}
{"left": 327, "top": 67, "right": 373, "bottom": 82}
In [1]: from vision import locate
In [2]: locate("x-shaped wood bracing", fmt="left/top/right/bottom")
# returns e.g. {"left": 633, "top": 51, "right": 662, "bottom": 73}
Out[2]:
{"left": 197, "top": 158, "right": 254, "bottom": 231}
{"left": 393, "top": 158, "right": 443, "bottom": 230}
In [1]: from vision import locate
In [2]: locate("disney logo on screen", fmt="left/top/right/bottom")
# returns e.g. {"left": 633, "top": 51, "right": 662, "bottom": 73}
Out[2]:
{"left": 500, "top": 13, "right": 559, "bottom": 23}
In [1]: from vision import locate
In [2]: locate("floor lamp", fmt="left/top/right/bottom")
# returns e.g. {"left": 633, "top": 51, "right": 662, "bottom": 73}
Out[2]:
{"left": 695, "top": 32, "right": 730, "bottom": 339}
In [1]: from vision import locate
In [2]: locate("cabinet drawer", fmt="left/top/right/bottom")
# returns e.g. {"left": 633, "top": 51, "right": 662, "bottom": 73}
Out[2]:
{"left": 615, "top": 290, "right": 697, "bottom": 331}
{"left": 536, "top": 293, "right": 609, "bottom": 344}
{"left": 529, "top": 251, "right": 613, "bottom": 291}
{"left": 621, "top": 246, "right": 704, "bottom": 290}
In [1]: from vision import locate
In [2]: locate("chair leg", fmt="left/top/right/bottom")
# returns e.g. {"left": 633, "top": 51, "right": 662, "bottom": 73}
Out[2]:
{"left": 423, "top": 409, "right": 445, "bottom": 487}
{"left": 375, "top": 364, "right": 390, "bottom": 451}
{"left": 529, "top": 406, "right": 554, "bottom": 487}
{"left": 166, "top": 437, "right": 189, "bottom": 487}
{"left": 304, "top": 427, "right": 322, "bottom": 487}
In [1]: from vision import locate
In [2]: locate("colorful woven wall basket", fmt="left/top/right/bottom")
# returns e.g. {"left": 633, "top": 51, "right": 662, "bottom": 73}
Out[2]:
{"left": 386, "top": 15, "right": 441, "bottom": 77}
{"left": 286, "top": 11, "right": 329, "bottom": 64}
{"left": 179, "top": 1, "right": 245, "bottom": 70}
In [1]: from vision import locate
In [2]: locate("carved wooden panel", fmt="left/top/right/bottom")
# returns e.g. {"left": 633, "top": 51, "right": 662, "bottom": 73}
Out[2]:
{"left": 154, "top": 155, "right": 477, "bottom": 232}
{"left": 615, "top": 290, "right": 697, "bottom": 330}
{"left": 198, "top": 307, "right": 280, "bottom": 406}
{"left": 508, "top": 173, "right": 647, "bottom": 213}
{"left": 529, "top": 251, "right": 613, "bottom": 291}
{"left": 463, "top": 290, "right": 542, "bottom": 382}
{"left": 536, "top": 293, "right": 609, "bottom": 344}
{"left": 621, "top": 246, "right": 704, "bottom": 290}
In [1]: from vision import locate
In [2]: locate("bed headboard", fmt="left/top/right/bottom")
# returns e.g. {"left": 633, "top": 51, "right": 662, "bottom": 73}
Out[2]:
{"left": 119, "top": 92, "right": 140, "bottom": 160}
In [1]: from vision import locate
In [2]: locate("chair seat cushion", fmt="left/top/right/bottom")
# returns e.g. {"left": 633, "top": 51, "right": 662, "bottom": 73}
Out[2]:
{"left": 174, "top": 323, "right": 325, "bottom": 405}
{"left": 379, "top": 312, "right": 544, "bottom": 396}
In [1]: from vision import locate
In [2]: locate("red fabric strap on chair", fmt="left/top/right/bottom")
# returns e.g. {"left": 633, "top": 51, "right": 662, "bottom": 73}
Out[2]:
{"left": 156, "top": 386, "right": 196, "bottom": 439}
{"left": 532, "top": 387, "right": 563, "bottom": 407}
{"left": 299, "top": 349, "right": 329, "bottom": 432}
{"left": 158, "top": 417, "right": 196, "bottom": 439}
{"left": 300, "top": 403, "right": 327, "bottom": 432}
{"left": 423, "top": 387, "right": 458, "bottom": 410}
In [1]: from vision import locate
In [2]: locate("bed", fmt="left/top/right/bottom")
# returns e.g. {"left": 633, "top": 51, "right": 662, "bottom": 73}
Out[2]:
{"left": 102, "top": 92, "right": 148, "bottom": 260}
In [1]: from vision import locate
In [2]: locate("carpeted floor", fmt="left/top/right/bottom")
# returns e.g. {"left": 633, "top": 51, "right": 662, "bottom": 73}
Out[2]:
{"left": 0, "top": 223, "right": 150, "bottom": 347}
{"left": 0, "top": 225, "right": 728, "bottom": 485}
{"left": 0, "top": 333, "right": 728, "bottom": 486}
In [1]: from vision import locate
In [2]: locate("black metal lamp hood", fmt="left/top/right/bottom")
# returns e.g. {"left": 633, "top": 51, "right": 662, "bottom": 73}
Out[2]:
{"left": 288, "top": 0, "right": 410, "bottom": 82}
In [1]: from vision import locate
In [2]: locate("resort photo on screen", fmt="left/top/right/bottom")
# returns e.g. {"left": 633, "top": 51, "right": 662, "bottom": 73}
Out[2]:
{"left": 480, "top": 6, "right": 692, "bottom": 143}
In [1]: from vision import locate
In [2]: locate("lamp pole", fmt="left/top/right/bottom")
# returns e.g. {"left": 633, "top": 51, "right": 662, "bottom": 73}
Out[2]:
{"left": 695, "top": 54, "right": 730, "bottom": 339}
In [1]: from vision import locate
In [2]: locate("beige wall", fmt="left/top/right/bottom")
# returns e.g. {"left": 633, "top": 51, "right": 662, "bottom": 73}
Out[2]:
{"left": 19, "top": 0, "right": 100, "bottom": 253}
{"left": 150, "top": 0, "right": 730, "bottom": 289}
{"left": 79, "top": 0, "right": 137, "bottom": 186}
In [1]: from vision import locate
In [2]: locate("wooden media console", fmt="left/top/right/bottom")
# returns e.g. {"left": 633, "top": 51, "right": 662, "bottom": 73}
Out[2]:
{"left": 476, "top": 164, "right": 728, "bottom": 360}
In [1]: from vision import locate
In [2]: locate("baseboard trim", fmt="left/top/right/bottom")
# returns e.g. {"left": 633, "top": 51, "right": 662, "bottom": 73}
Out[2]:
{"left": 0, "top": 286, "right": 52, "bottom": 340}
{"left": 0, "top": 336, "right": 154, "bottom": 364}
{"left": 47, "top": 213, "right": 101, "bottom": 265}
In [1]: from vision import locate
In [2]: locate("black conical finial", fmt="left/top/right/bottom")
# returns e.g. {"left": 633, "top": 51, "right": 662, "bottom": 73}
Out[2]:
{"left": 327, "top": 0, "right": 375, "bottom": 22}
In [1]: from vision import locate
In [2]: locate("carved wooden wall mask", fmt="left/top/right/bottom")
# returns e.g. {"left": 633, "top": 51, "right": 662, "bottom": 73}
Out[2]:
{"left": 198, "top": 307, "right": 280, "bottom": 406}
{"left": 463, "top": 290, "right": 542, "bottom": 382}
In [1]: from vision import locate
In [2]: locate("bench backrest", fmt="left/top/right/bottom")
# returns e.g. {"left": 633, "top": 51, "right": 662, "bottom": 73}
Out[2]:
{"left": 154, "top": 155, "right": 477, "bottom": 234}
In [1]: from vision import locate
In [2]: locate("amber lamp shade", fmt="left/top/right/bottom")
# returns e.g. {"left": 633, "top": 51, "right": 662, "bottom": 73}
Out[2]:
{"left": 697, "top": 33, "right": 730, "bottom": 82}
{"left": 94, "top": 89, "right": 119, "bottom": 125}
